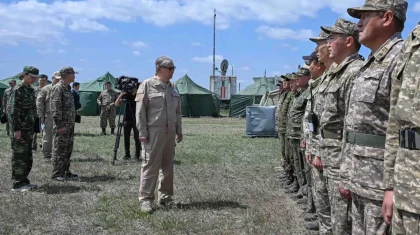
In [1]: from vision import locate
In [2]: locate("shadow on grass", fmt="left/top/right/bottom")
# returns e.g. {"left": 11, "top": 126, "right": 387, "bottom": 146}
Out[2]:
{"left": 177, "top": 200, "right": 247, "bottom": 210}
{"left": 74, "top": 133, "right": 100, "bottom": 137}
{"left": 80, "top": 175, "right": 117, "bottom": 183}
{"left": 37, "top": 184, "right": 82, "bottom": 194}
{"left": 72, "top": 157, "right": 105, "bottom": 163}
{"left": 174, "top": 160, "right": 182, "bottom": 165}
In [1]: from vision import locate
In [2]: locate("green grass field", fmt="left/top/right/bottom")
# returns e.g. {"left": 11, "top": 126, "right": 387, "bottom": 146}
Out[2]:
{"left": 0, "top": 117, "right": 307, "bottom": 235}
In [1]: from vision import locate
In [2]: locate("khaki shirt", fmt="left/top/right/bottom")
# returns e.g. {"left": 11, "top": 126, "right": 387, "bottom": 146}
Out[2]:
{"left": 36, "top": 84, "right": 54, "bottom": 119}
{"left": 135, "top": 76, "right": 182, "bottom": 138}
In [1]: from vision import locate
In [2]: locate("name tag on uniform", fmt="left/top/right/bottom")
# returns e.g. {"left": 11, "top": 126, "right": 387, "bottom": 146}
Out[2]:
{"left": 308, "top": 123, "right": 314, "bottom": 132}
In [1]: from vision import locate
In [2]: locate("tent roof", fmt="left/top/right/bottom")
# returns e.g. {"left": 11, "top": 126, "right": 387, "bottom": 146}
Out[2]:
{"left": 175, "top": 74, "right": 215, "bottom": 95}
{"left": 236, "top": 77, "right": 277, "bottom": 96}
{"left": 0, "top": 81, "right": 8, "bottom": 89}
{"left": 79, "top": 72, "right": 119, "bottom": 92}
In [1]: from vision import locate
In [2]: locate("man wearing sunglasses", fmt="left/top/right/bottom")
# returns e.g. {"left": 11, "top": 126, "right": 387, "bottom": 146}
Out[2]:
{"left": 136, "top": 56, "right": 182, "bottom": 213}
{"left": 2, "top": 79, "right": 16, "bottom": 136}
{"left": 317, "top": 18, "right": 364, "bottom": 235}
{"left": 340, "top": 0, "right": 407, "bottom": 234}
{"left": 7, "top": 66, "right": 40, "bottom": 192}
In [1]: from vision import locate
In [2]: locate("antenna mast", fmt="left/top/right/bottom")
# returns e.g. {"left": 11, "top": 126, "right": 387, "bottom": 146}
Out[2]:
{"left": 213, "top": 9, "right": 216, "bottom": 79}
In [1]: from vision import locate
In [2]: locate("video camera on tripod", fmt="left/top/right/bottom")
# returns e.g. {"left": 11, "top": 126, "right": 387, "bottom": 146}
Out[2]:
{"left": 112, "top": 75, "right": 140, "bottom": 165}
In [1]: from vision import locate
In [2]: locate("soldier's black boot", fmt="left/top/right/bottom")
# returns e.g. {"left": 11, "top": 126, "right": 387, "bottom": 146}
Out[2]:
{"left": 101, "top": 128, "right": 106, "bottom": 135}
{"left": 111, "top": 128, "right": 115, "bottom": 135}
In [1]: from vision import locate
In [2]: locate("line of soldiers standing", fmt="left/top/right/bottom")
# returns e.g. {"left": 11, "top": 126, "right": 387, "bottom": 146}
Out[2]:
{"left": 276, "top": 0, "right": 420, "bottom": 234}
{"left": 5, "top": 66, "right": 79, "bottom": 192}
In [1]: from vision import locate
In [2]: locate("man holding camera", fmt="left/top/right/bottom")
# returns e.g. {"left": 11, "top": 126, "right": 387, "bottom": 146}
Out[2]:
{"left": 115, "top": 84, "right": 141, "bottom": 161}
{"left": 136, "top": 56, "right": 183, "bottom": 213}
{"left": 98, "top": 81, "right": 118, "bottom": 135}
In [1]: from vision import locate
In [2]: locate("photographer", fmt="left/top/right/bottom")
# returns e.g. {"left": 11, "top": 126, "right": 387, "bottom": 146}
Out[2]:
{"left": 115, "top": 88, "right": 141, "bottom": 161}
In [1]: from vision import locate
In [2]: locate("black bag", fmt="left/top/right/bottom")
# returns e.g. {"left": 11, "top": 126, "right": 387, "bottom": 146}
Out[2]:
{"left": 75, "top": 114, "right": 81, "bottom": 123}
{"left": 0, "top": 113, "right": 7, "bottom": 124}
{"left": 33, "top": 117, "right": 41, "bottom": 133}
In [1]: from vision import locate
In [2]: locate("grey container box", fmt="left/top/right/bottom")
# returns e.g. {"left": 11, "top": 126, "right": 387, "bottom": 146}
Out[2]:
{"left": 245, "top": 105, "right": 277, "bottom": 137}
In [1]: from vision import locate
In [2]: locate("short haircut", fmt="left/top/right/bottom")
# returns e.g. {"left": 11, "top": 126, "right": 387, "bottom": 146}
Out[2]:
{"left": 72, "top": 82, "right": 80, "bottom": 88}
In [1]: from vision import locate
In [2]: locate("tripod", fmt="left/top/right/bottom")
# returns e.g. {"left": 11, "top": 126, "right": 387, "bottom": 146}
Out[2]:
{"left": 112, "top": 99, "right": 127, "bottom": 165}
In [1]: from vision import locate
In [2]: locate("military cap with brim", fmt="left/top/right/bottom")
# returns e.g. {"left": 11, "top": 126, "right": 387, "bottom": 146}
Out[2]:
{"left": 302, "top": 51, "right": 318, "bottom": 62}
{"left": 52, "top": 71, "right": 61, "bottom": 79}
{"left": 21, "top": 66, "right": 40, "bottom": 79}
{"left": 280, "top": 73, "right": 293, "bottom": 81}
{"left": 295, "top": 66, "right": 310, "bottom": 77}
{"left": 60, "top": 66, "right": 79, "bottom": 75}
{"left": 276, "top": 80, "right": 283, "bottom": 86}
{"left": 321, "top": 18, "right": 359, "bottom": 38}
{"left": 347, "top": 0, "right": 408, "bottom": 23}
{"left": 309, "top": 30, "right": 329, "bottom": 42}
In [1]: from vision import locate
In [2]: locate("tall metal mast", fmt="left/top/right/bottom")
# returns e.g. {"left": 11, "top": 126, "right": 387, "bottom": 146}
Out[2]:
{"left": 213, "top": 9, "right": 216, "bottom": 79}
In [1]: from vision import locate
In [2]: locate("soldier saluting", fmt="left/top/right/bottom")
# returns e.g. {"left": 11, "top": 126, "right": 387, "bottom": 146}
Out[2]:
{"left": 7, "top": 66, "right": 40, "bottom": 192}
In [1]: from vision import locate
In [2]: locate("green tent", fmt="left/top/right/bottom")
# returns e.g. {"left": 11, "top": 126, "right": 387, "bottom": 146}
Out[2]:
{"left": 1, "top": 72, "right": 52, "bottom": 87}
{"left": 175, "top": 74, "right": 221, "bottom": 117}
{"left": 229, "top": 77, "right": 277, "bottom": 117}
{"left": 78, "top": 72, "right": 120, "bottom": 116}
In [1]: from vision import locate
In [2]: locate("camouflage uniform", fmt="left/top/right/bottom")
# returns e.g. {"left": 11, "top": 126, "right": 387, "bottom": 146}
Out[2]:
{"left": 2, "top": 87, "right": 13, "bottom": 135}
{"left": 340, "top": 18, "right": 404, "bottom": 235}
{"left": 278, "top": 74, "right": 294, "bottom": 175}
{"left": 303, "top": 76, "right": 322, "bottom": 215}
{"left": 51, "top": 68, "right": 77, "bottom": 178}
{"left": 384, "top": 23, "right": 420, "bottom": 235}
{"left": 97, "top": 89, "right": 118, "bottom": 130}
{"left": 32, "top": 86, "right": 42, "bottom": 150}
{"left": 285, "top": 89, "right": 297, "bottom": 183}
{"left": 37, "top": 83, "right": 55, "bottom": 159}
{"left": 317, "top": 19, "right": 365, "bottom": 235}
{"left": 7, "top": 66, "right": 38, "bottom": 189}
{"left": 311, "top": 66, "right": 335, "bottom": 235}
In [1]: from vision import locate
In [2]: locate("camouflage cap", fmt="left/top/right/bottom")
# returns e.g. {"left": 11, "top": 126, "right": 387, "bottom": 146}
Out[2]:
{"left": 347, "top": 0, "right": 408, "bottom": 23}
{"left": 59, "top": 66, "right": 78, "bottom": 75}
{"left": 302, "top": 51, "right": 318, "bottom": 62}
{"left": 295, "top": 66, "right": 310, "bottom": 77}
{"left": 276, "top": 80, "right": 283, "bottom": 86}
{"left": 39, "top": 74, "right": 48, "bottom": 79}
{"left": 52, "top": 71, "right": 61, "bottom": 79}
{"left": 280, "top": 73, "right": 293, "bottom": 81}
{"left": 321, "top": 18, "right": 359, "bottom": 38}
{"left": 22, "top": 66, "right": 40, "bottom": 79}
{"left": 289, "top": 73, "right": 298, "bottom": 80}
{"left": 309, "top": 30, "right": 329, "bottom": 43}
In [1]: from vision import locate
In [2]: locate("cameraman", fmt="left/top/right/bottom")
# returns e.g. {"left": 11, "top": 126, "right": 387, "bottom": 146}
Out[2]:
{"left": 115, "top": 88, "right": 141, "bottom": 161}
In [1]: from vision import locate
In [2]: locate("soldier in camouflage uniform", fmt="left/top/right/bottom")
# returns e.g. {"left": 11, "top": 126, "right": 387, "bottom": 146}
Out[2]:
{"left": 278, "top": 74, "right": 294, "bottom": 184}
{"left": 301, "top": 51, "right": 325, "bottom": 230}
{"left": 2, "top": 79, "right": 16, "bottom": 136}
{"left": 51, "top": 67, "right": 78, "bottom": 181}
{"left": 283, "top": 75, "right": 299, "bottom": 192}
{"left": 307, "top": 29, "right": 335, "bottom": 235}
{"left": 37, "top": 72, "right": 59, "bottom": 159}
{"left": 32, "top": 74, "right": 48, "bottom": 151}
{"left": 7, "top": 66, "right": 40, "bottom": 192}
{"left": 339, "top": 1, "right": 407, "bottom": 234}
{"left": 277, "top": 74, "right": 291, "bottom": 180}
{"left": 317, "top": 18, "right": 365, "bottom": 235}
{"left": 97, "top": 81, "right": 118, "bottom": 135}
{"left": 287, "top": 67, "right": 311, "bottom": 202}
{"left": 382, "top": 23, "right": 420, "bottom": 235}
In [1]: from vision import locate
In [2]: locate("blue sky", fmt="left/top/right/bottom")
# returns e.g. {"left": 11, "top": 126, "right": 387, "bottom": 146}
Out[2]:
{"left": 0, "top": 0, "right": 419, "bottom": 90}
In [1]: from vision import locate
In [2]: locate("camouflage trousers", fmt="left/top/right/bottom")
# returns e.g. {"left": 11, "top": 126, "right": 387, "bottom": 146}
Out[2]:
{"left": 392, "top": 206, "right": 420, "bottom": 235}
{"left": 6, "top": 122, "right": 10, "bottom": 136}
{"left": 312, "top": 168, "right": 332, "bottom": 235}
{"left": 305, "top": 155, "right": 315, "bottom": 213}
{"left": 32, "top": 132, "right": 37, "bottom": 150}
{"left": 291, "top": 138, "right": 305, "bottom": 187}
{"left": 52, "top": 125, "right": 75, "bottom": 177}
{"left": 278, "top": 133, "right": 287, "bottom": 169}
{"left": 351, "top": 193, "right": 385, "bottom": 235}
{"left": 284, "top": 138, "right": 294, "bottom": 173}
{"left": 10, "top": 131, "right": 33, "bottom": 188}
{"left": 327, "top": 177, "right": 352, "bottom": 235}
{"left": 100, "top": 106, "right": 116, "bottom": 129}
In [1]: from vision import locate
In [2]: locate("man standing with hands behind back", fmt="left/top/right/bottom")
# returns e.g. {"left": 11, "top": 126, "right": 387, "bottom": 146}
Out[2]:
{"left": 136, "top": 56, "right": 183, "bottom": 213}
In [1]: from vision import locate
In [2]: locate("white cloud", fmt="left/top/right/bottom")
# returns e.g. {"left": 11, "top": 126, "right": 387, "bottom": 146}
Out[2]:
{"left": 0, "top": 0, "right": 366, "bottom": 45}
{"left": 113, "top": 59, "right": 122, "bottom": 64}
{"left": 37, "top": 49, "right": 67, "bottom": 54}
{"left": 283, "top": 65, "right": 291, "bottom": 69}
{"left": 414, "top": 2, "right": 420, "bottom": 13}
{"left": 271, "top": 71, "right": 282, "bottom": 76}
{"left": 256, "top": 26, "right": 315, "bottom": 41}
{"left": 193, "top": 55, "right": 223, "bottom": 64}
{"left": 191, "top": 42, "right": 202, "bottom": 46}
{"left": 238, "top": 66, "right": 250, "bottom": 71}
{"left": 133, "top": 50, "right": 140, "bottom": 56}
{"left": 132, "top": 41, "right": 147, "bottom": 48}
{"left": 57, "top": 49, "right": 67, "bottom": 54}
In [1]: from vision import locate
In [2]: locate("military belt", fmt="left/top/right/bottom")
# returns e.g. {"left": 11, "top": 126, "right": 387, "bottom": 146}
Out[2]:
{"left": 346, "top": 131, "right": 386, "bottom": 149}
{"left": 400, "top": 128, "right": 420, "bottom": 150}
{"left": 321, "top": 129, "right": 342, "bottom": 139}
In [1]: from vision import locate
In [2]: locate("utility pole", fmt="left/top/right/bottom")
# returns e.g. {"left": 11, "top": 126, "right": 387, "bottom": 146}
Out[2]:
{"left": 213, "top": 8, "right": 216, "bottom": 80}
